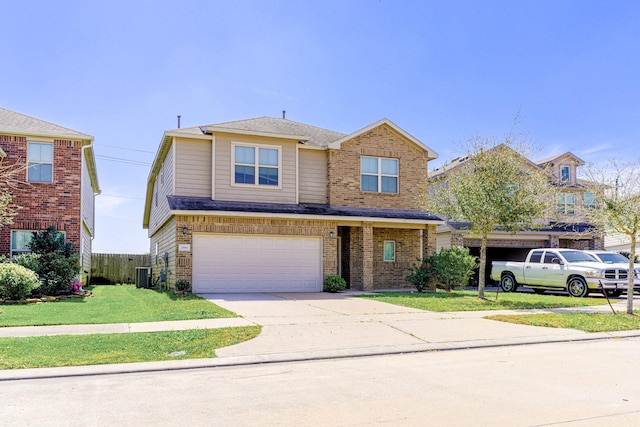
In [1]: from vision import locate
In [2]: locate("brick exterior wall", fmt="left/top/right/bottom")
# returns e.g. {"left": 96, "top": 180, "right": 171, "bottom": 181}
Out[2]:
{"left": 372, "top": 228, "right": 422, "bottom": 289}
{"left": 172, "top": 215, "right": 338, "bottom": 286}
{"left": 0, "top": 135, "right": 83, "bottom": 256}
{"left": 327, "top": 123, "right": 427, "bottom": 209}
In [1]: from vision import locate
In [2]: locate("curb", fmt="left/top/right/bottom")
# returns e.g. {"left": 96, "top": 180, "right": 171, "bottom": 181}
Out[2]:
{"left": 2, "top": 329, "right": 639, "bottom": 382}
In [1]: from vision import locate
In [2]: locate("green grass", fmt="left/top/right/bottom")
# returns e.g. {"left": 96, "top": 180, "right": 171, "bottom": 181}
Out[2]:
{"left": 359, "top": 290, "right": 610, "bottom": 312}
{"left": 0, "top": 326, "right": 261, "bottom": 369}
{"left": 486, "top": 312, "right": 640, "bottom": 332}
{"left": 0, "top": 285, "right": 236, "bottom": 327}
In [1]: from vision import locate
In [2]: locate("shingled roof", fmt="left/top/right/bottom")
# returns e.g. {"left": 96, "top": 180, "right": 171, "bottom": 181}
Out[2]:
{"left": 0, "top": 107, "right": 93, "bottom": 140}
{"left": 167, "top": 116, "right": 346, "bottom": 148}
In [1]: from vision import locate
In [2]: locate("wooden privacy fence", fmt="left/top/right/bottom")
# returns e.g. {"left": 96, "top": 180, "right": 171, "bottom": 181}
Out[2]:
{"left": 90, "top": 253, "right": 151, "bottom": 285}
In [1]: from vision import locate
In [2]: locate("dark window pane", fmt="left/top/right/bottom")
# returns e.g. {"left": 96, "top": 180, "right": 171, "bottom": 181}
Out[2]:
{"left": 258, "top": 167, "right": 278, "bottom": 185}
{"left": 235, "top": 165, "right": 255, "bottom": 184}
{"left": 381, "top": 176, "right": 397, "bottom": 193}
{"left": 361, "top": 175, "right": 378, "bottom": 192}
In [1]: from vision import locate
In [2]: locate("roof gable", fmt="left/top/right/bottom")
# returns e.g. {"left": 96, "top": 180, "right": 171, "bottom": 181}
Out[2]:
{"left": 536, "top": 151, "right": 585, "bottom": 167}
{"left": 327, "top": 118, "right": 438, "bottom": 160}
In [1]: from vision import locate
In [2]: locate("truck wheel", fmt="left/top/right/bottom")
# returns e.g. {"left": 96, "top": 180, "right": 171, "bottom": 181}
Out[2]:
{"left": 567, "top": 277, "right": 589, "bottom": 298}
{"left": 500, "top": 273, "right": 517, "bottom": 292}
{"left": 605, "top": 289, "right": 623, "bottom": 297}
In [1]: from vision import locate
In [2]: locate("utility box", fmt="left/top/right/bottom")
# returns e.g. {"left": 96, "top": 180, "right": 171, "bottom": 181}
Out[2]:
{"left": 135, "top": 267, "right": 152, "bottom": 288}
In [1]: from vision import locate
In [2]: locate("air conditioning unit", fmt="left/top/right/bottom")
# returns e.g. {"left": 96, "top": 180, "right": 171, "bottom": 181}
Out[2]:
{"left": 135, "top": 267, "right": 151, "bottom": 288}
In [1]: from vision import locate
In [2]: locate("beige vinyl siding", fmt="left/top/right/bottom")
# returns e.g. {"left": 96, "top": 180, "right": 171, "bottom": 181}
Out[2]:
{"left": 80, "top": 154, "right": 95, "bottom": 236}
{"left": 174, "top": 137, "right": 212, "bottom": 197}
{"left": 605, "top": 232, "right": 631, "bottom": 252}
{"left": 214, "top": 133, "right": 297, "bottom": 204}
{"left": 80, "top": 223, "right": 92, "bottom": 285}
{"left": 298, "top": 148, "right": 327, "bottom": 204}
{"left": 149, "top": 216, "right": 177, "bottom": 288}
{"left": 148, "top": 143, "right": 174, "bottom": 236}
{"left": 436, "top": 231, "right": 452, "bottom": 250}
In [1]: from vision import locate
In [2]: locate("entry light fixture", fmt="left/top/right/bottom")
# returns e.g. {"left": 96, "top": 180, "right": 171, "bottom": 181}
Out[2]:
{"left": 182, "top": 225, "right": 188, "bottom": 235}
{"left": 329, "top": 231, "right": 335, "bottom": 239}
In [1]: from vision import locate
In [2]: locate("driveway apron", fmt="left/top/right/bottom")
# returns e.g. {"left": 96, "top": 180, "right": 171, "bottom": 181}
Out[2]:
{"left": 200, "top": 292, "right": 588, "bottom": 358}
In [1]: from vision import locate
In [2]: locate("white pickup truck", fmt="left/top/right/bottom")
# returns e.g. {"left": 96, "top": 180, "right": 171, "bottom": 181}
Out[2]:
{"left": 490, "top": 248, "right": 640, "bottom": 297}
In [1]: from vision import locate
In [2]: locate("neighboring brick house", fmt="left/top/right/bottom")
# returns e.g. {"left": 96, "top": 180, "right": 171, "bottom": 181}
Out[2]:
{"left": 143, "top": 117, "right": 442, "bottom": 292}
{"left": 430, "top": 150, "right": 603, "bottom": 282}
{"left": 0, "top": 107, "right": 100, "bottom": 285}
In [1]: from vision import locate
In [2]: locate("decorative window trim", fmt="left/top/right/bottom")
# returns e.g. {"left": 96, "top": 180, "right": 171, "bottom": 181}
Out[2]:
{"left": 27, "top": 141, "right": 54, "bottom": 183}
{"left": 361, "top": 156, "right": 399, "bottom": 194}
{"left": 231, "top": 142, "right": 282, "bottom": 189}
{"left": 383, "top": 240, "right": 396, "bottom": 262}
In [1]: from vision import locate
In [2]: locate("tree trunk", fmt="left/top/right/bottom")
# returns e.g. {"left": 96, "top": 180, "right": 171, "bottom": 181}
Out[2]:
{"left": 627, "top": 234, "right": 636, "bottom": 315}
{"left": 478, "top": 235, "right": 488, "bottom": 299}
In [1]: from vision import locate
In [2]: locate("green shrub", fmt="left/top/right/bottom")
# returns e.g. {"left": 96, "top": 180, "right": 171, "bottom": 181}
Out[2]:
{"left": 9, "top": 253, "right": 41, "bottom": 272}
{"left": 175, "top": 279, "right": 191, "bottom": 292}
{"left": 28, "top": 227, "right": 80, "bottom": 295}
{"left": 405, "top": 258, "right": 433, "bottom": 292}
{"left": 430, "top": 247, "right": 477, "bottom": 292}
{"left": 324, "top": 275, "right": 347, "bottom": 293}
{"left": 0, "top": 263, "right": 40, "bottom": 300}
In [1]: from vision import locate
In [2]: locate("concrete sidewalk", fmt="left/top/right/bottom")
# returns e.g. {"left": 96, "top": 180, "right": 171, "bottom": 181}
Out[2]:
{"left": 1, "top": 291, "right": 639, "bottom": 380}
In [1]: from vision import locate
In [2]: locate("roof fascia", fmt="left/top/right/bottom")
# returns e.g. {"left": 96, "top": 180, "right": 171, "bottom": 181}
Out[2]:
{"left": 170, "top": 209, "right": 444, "bottom": 225}
{"left": 204, "top": 126, "right": 309, "bottom": 142}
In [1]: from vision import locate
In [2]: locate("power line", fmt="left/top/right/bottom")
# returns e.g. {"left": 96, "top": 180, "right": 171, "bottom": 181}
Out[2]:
{"left": 95, "top": 155, "right": 151, "bottom": 166}
{"left": 100, "top": 194, "right": 143, "bottom": 200}
{"left": 95, "top": 143, "right": 155, "bottom": 154}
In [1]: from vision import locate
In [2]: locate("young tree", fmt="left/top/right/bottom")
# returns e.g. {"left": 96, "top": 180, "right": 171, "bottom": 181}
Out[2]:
{"left": 420, "top": 137, "right": 557, "bottom": 299}
{"left": 581, "top": 159, "right": 640, "bottom": 314}
{"left": 0, "top": 156, "right": 27, "bottom": 227}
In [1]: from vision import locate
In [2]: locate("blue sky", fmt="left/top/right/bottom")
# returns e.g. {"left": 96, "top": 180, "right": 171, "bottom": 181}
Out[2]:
{"left": 1, "top": 0, "right": 639, "bottom": 254}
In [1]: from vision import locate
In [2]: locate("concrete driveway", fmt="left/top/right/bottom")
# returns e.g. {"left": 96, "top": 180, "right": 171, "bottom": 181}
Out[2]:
{"left": 200, "top": 291, "right": 594, "bottom": 358}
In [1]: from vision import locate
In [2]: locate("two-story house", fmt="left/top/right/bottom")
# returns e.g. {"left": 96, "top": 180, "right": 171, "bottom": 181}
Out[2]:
{"left": 0, "top": 107, "right": 101, "bottom": 284}
{"left": 431, "top": 149, "right": 603, "bottom": 282}
{"left": 143, "top": 117, "right": 442, "bottom": 292}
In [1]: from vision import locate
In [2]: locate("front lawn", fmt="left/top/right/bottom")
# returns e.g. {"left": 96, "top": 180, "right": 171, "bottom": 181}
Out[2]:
{"left": 0, "top": 326, "right": 261, "bottom": 369}
{"left": 359, "top": 290, "right": 610, "bottom": 312}
{"left": 0, "top": 285, "right": 235, "bottom": 327}
{"left": 486, "top": 312, "right": 640, "bottom": 333}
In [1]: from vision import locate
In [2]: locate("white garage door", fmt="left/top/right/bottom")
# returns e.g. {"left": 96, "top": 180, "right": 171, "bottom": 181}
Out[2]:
{"left": 192, "top": 234, "right": 323, "bottom": 293}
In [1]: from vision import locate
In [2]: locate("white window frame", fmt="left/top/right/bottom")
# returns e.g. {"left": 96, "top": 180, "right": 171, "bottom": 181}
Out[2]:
{"left": 383, "top": 240, "right": 396, "bottom": 262}
{"left": 361, "top": 156, "right": 399, "bottom": 194}
{"left": 557, "top": 193, "right": 575, "bottom": 215}
{"left": 560, "top": 165, "right": 571, "bottom": 183}
{"left": 27, "top": 141, "right": 54, "bottom": 183}
{"left": 231, "top": 142, "right": 282, "bottom": 189}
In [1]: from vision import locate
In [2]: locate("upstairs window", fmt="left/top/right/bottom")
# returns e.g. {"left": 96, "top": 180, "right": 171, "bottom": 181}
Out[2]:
{"left": 361, "top": 156, "right": 398, "bottom": 194}
{"left": 27, "top": 142, "right": 53, "bottom": 183}
{"left": 557, "top": 193, "right": 575, "bottom": 215}
{"left": 560, "top": 165, "right": 570, "bottom": 183}
{"left": 583, "top": 192, "right": 595, "bottom": 210}
{"left": 233, "top": 144, "right": 280, "bottom": 187}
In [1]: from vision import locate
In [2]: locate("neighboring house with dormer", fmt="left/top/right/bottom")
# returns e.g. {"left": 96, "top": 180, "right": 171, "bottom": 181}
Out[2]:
{"left": 0, "top": 107, "right": 100, "bottom": 285}
{"left": 143, "top": 116, "right": 442, "bottom": 292}
{"left": 430, "top": 149, "right": 602, "bottom": 282}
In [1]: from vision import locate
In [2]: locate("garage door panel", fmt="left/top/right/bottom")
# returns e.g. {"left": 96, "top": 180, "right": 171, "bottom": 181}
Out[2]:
{"left": 192, "top": 234, "right": 322, "bottom": 293}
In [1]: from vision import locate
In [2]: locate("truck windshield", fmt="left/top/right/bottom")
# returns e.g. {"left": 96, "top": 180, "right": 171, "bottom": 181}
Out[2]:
{"left": 594, "top": 252, "right": 629, "bottom": 264}
{"left": 561, "top": 250, "right": 597, "bottom": 263}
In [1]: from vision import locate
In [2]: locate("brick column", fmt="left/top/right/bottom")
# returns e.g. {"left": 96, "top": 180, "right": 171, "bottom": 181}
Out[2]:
{"left": 361, "top": 223, "right": 374, "bottom": 290}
